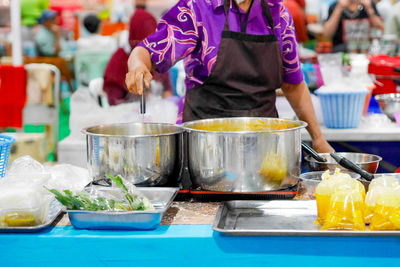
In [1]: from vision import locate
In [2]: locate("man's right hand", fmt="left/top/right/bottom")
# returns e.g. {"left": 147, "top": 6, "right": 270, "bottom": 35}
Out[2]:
{"left": 125, "top": 64, "right": 152, "bottom": 95}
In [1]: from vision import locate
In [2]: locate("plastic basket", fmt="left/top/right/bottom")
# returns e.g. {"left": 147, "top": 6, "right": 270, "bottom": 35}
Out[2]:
{"left": 315, "top": 90, "right": 369, "bottom": 129}
{"left": 0, "top": 135, "right": 16, "bottom": 177}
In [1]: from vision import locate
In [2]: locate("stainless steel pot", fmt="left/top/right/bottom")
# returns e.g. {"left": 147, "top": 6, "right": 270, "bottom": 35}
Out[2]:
{"left": 375, "top": 93, "right": 400, "bottom": 121}
{"left": 304, "top": 152, "right": 381, "bottom": 174}
{"left": 183, "top": 117, "right": 307, "bottom": 192}
{"left": 82, "top": 123, "right": 184, "bottom": 186}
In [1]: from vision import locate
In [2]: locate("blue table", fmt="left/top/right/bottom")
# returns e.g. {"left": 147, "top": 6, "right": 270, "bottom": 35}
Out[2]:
{"left": 1, "top": 224, "right": 400, "bottom": 266}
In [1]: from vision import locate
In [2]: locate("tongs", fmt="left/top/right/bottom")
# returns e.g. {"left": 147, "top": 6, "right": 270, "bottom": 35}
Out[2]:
{"left": 302, "top": 142, "right": 374, "bottom": 182}
{"left": 140, "top": 74, "right": 146, "bottom": 115}
{"left": 330, "top": 153, "right": 374, "bottom": 182}
{"left": 302, "top": 142, "right": 327, "bottom": 162}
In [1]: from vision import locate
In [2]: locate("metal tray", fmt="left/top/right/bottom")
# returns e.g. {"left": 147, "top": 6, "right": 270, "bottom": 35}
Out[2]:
{"left": 0, "top": 199, "right": 63, "bottom": 233}
{"left": 213, "top": 200, "right": 400, "bottom": 236}
{"left": 68, "top": 187, "right": 179, "bottom": 230}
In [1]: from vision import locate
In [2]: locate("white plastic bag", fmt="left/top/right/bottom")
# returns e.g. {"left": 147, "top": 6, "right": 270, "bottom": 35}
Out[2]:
{"left": 45, "top": 164, "right": 91, "bottom": 193}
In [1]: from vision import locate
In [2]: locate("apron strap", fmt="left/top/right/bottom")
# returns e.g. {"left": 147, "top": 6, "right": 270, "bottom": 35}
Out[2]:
{"left": 223, "top": 0, "right": 276, "bottom": 33}
{"left": 223, "top": 0, "right": 231, "bottom": 31}
{"left": 261, "top": 0, "right": 275, "bottom": 32}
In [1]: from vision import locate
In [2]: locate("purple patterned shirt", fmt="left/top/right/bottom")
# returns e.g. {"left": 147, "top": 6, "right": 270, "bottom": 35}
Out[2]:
{"left": 138, "top": 0, "right": 304, "bottom": 91}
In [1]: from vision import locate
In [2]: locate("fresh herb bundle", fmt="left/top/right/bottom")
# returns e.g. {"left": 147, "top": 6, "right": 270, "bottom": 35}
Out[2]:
{"left": 46, "top": 175, "right": 153, "bottom": 211}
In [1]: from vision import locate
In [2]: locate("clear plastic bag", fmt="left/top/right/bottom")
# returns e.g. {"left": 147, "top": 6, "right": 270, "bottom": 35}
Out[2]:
{"left": 365, "top": 176, "right": 400, "bottom": 224}
{"left": 45, "top": 164, "right": 91, "bottom": 193}
{"left": 321, "top": 189, "right": 365, "bottom": 231}
{"left": 315, "top": 169, "right": 365, "bottom": 225}
{"left": 6, "top": 155, "right": 51, "bottom": 185}
{"left": 0, "top": 180, "right": 50, "bottom": 227}
{"left": 369, "top": 187, "right": 400, "bottom": 230}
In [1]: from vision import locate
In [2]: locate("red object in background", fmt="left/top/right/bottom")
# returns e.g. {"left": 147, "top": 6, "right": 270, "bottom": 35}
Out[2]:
{"left": 396, "top": 167, "right": 400, "bottom": 173}
{"left": 368, "top": 55, "right": 400, "bottom": 95}
{"left": 50, "top": 3, "right": 83, "bottom": 31}
{"left": 315, "top": 42, "right": 332, "bottom": 54}
{"left": 0, "top": 65, "right": 27, "bottom": 128}
{"left": 283, "top": 0, "right": 308, "bottom": 43}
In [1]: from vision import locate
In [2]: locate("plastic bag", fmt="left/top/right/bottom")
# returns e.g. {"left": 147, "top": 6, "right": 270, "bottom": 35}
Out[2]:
{"left": 321, "top": 189, "right": 365, "bottom": 231}
{"left": 0, "top": 185, "right": 49, "bottom": 227}
{"left": 6, "top": 155, "right": 51, "bottom": 185}
{"left": 0, "top": 156, "right": 53, "bottom": 227}
{"left": 315, "top": 169, "right": 365, "bottom": 225}
{"left": 369, "top": 187, "right": 400, "bottom": 230}
{"left": 45, "top": 164, "right": 91, "bottom": 193}
{"left": 365, "top": 176, "right": 400, "bottom": 226}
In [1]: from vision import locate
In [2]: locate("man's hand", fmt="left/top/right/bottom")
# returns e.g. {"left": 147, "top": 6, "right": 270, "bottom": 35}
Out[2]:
{"left": 125, "top": 65, "right": 152, "bottom": 95}
{"left": 312, "top": 137, "right": 335, "bottom": 153}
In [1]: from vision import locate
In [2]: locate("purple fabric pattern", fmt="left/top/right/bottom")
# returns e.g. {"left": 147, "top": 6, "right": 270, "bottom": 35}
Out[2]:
{"left": 138, "top": 0, "right": 304, "bottom": 91}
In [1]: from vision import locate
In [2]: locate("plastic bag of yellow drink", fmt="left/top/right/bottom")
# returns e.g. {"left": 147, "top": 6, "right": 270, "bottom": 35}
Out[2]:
{"left": 259, "top": 149, "right": 287, "bottom": 185}
{"left": 321, "top": 189, "right": 365, "bottom": 231}
{"left": 315, "top": 169, "right": 365, "bottom": 225}
{"left": 365, "top": 176, "right": 400, "bottom": 224}
{"left": 369, "top": 187, "right": 400, "bottom": 230}
{"left": 369, "top": 176, "right": 399, "bottom": 189}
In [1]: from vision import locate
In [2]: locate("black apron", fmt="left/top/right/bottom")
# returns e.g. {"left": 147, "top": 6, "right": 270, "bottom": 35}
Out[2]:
{"left": 182, "top": 0, "right": 284, "bottom": 122}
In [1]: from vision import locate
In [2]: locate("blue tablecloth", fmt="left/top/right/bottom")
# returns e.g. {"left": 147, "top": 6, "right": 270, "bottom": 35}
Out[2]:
{"left": 1, "top": 224, "right": 400, "bottom": 266}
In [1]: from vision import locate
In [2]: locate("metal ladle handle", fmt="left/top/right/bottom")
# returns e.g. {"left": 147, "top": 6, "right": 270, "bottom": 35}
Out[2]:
{"left": 140, "top": 74, "right": 146, "bottom": 114}
{"left": 302, "top": 142, "right": 327, "bottom": 162}
{"left": 330, "top": 153, "right": 375, "bottom": 181}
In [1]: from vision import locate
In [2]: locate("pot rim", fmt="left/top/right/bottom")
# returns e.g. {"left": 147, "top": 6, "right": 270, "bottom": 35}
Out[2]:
{"left": 375, "top": 93, "right": 400, "bottom": 102}
{"left": 304, "top": 152, "right": 382, "bottom": 164}
{"left": 81, "top": 122, "right": 185, "bottom": 138}
{"left": 182, "top": 117, "right": 307, "bottom": 134}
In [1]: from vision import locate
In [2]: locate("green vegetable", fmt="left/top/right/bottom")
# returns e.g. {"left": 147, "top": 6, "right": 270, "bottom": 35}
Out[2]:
{"left": 46, "top": 175, "right": 153, "bottom": 211}
{"left": 106, "top": 174, "right": 153, "bottom": 211}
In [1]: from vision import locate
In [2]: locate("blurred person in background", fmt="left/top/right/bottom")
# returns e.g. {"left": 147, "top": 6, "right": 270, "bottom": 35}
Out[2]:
{"left": 375, "top": 0, "right": 392, "bottom": 24}
{"left": 323, "top": 0, "right": 384, "bottom": 53}
{"left": 77, "top": 14, "right": 118, "bottom": 51}
{"left": 385, "top": 1, "right": 400, "bottom": 39}
{"left": 21, "top": 0, "right": 49, "bottom": 42}
{"left": 103, "top": 8, "right": 172, "bottom": 105}
{"left": 283, "top": 0, "right": 308, "bottom": 43}
{"left": 34, "top": 9, "right": 65, "bottom": 57}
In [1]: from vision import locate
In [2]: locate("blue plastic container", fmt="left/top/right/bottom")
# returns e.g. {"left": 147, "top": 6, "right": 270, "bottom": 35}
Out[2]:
{"left": 315, "top": 90, "right": 369, "bottom": 129}
{"left": 0, "top": 135, "right": 16, "bottom": 177}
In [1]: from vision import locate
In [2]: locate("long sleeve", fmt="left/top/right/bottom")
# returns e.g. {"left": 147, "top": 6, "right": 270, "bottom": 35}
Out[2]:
{"left": 137, "top": 0, "right": 200, "bottom": 73}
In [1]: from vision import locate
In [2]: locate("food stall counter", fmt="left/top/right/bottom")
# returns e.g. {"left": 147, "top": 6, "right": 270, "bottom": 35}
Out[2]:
{"left": 1, "top": 201, "right": 400, "bottom": 266}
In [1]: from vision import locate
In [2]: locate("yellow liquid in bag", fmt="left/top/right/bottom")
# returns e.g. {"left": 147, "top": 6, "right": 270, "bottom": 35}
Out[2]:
{"left": 1, "top": 211, "right": 36, "bottom": 227}
{"left": 315, "top": 193, "right": 331, "bottom": 225}
{"left": 321, "top": 190, "right": 365, "bottom": 231}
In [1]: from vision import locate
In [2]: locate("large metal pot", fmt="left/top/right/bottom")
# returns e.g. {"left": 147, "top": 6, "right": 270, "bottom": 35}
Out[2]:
{"left": 82, "top": 123, "right": 184, "bottom": 186}
{"left": 183, "top": 117, "right": 307, "bottom": 192}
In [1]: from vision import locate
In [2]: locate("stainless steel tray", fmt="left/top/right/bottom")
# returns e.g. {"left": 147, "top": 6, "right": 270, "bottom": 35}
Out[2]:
{"left": 0, "top": 199, "right": 63, "bottom": 233}
{"left": 213, "top": 200, "right": 400, "bottom": 236}
{"left": 68, "top": 187, "right": 179, "bottom": 230}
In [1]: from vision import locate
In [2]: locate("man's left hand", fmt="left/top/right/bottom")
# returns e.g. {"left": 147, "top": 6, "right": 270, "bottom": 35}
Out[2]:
{"left": 312, "top": 137, "right": 335, "bottom": 153}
